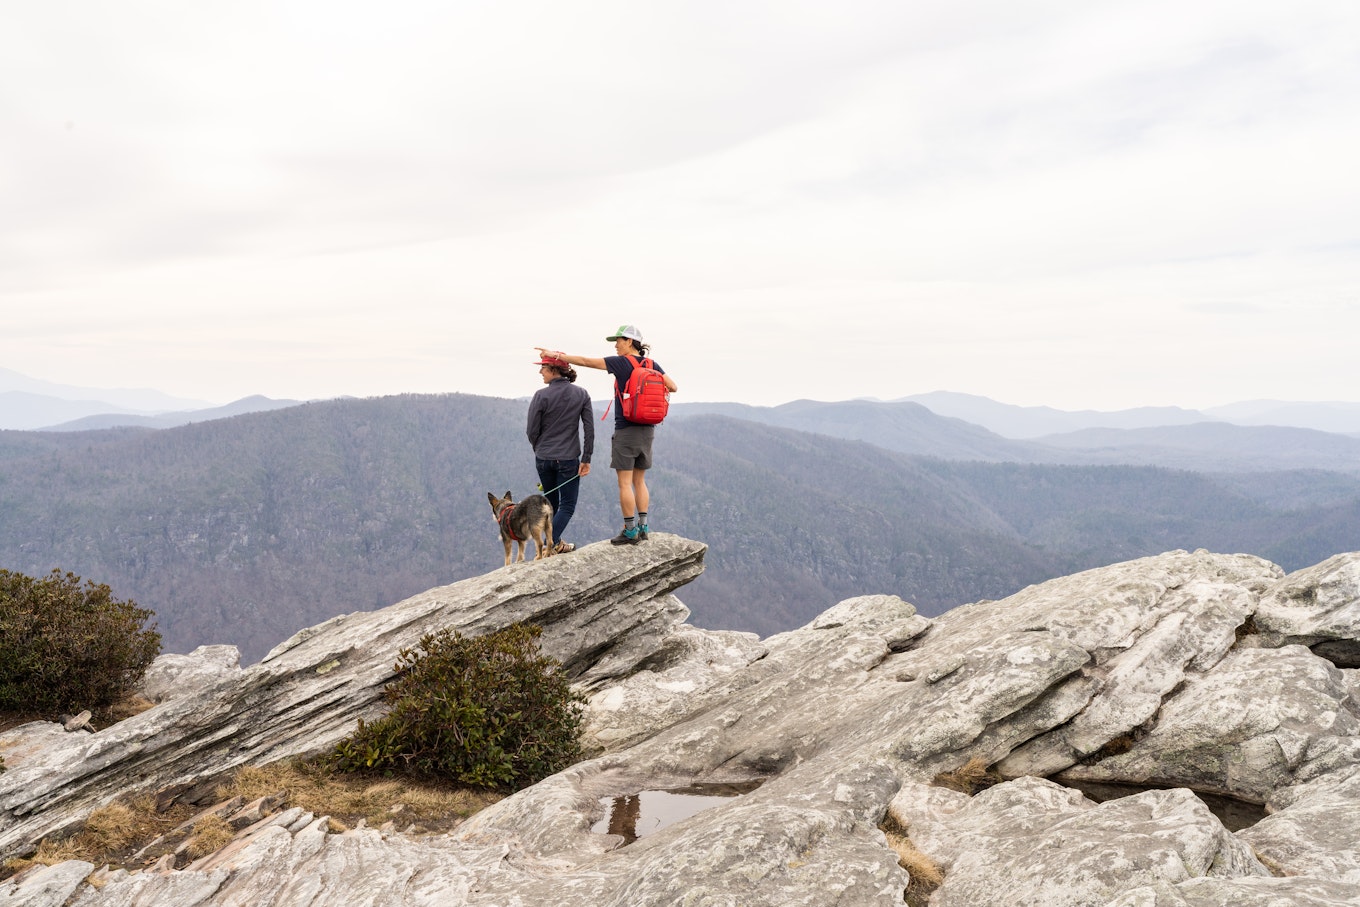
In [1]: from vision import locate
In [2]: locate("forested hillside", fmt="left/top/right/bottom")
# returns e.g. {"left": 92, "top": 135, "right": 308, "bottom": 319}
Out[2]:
{"left": 2, "top": 394, "right": 1357, "bottom": 662}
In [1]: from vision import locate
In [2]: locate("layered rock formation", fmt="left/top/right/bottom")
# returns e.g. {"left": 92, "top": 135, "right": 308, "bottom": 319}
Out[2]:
{"left": 2, "top": 538, "right": 1358, "bottom": 906}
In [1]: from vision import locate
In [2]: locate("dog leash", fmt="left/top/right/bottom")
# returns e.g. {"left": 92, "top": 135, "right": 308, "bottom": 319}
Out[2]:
{"left": 538, "top": 473, "right": 581, "bottom": 497}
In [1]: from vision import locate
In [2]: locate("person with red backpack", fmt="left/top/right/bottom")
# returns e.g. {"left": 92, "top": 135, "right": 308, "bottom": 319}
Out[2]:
{"left": 535, "top": 324, "right": 677, "bottom": 545}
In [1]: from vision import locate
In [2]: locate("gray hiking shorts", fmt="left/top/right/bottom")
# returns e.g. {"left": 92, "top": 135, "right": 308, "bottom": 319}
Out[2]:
{"left": 610, "top": 424, "right": 655, "bottom": 471}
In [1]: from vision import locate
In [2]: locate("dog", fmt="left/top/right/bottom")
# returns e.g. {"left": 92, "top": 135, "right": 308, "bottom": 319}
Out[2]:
{"left": 487, "top": 491, "right": 555, "bottom": 566}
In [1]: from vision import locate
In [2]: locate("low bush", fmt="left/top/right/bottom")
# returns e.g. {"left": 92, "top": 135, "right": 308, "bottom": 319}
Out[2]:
{"left": 333, "top": 623, "right": 585, "bottom": 790}
{"left": 0, "top": 569, "right": 162, "bottom": 714}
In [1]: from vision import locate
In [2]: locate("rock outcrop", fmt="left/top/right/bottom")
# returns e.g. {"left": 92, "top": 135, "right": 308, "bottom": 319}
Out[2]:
{"left": 0, "top": 536, "right": 706, "bottom": 857}
{"left": 3, "top": 540, "right": 1358, "bottom": 906}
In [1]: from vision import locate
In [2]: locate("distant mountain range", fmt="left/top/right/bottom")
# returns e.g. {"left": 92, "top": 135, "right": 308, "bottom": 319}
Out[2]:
{"left": 898, "top": 391, "right": 1211, "bottom": 438}
{"left": 0, "top": 368, "right": 301, "bottom": 431}
{"left": 0, "top": 367, "right": 217, "bottom": 430}
{"left": 40, "top": 395, "right": 305, "bottom": 431}
{"left": 668, "top": 400, "right": 1360, "bottom": 474}
{"left": 898, "top": 391, "right": 1360, "bottom": 438}
{"left": 669, "top": 399, "right": 1038, "bottom": 461}
{"left": 1, "top": 393, "right": 1356, "bottom": 664}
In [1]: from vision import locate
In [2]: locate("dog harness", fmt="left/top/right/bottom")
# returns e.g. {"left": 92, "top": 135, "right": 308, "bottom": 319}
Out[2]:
{"left": 497, "top": 503, "right": 522, "bottom": 542}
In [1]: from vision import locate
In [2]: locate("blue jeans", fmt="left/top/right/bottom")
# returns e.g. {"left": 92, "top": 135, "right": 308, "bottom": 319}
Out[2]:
{"left": 535, "top": 458, "right": 581, "bottom": 543}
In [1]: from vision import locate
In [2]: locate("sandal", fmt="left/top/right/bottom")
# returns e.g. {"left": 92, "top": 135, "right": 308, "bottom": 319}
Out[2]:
{"left": 554, "top": 541, "right": 575, "bottom": 554}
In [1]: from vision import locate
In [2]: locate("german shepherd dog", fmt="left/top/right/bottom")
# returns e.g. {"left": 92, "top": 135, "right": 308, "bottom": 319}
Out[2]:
{"left": 487, "top": 491, "right": 555, "bottom": 566}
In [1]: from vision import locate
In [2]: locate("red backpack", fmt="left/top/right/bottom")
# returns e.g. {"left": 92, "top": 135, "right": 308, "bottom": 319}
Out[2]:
{"left": 608, "top": 356, "right": 670, "bottom": 425}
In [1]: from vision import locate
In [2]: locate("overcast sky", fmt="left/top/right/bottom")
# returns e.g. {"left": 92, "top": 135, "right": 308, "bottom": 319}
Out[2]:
{"left": 4, "top": 1, "right": 1358, "bottom": 410}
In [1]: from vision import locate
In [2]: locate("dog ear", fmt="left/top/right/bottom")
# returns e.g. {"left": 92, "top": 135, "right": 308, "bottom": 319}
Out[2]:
{"left": 505, "top": 490, "right": 513, "bottom": 501}
{"left": 487, "top": 492, "right": 497, "bottom": 509}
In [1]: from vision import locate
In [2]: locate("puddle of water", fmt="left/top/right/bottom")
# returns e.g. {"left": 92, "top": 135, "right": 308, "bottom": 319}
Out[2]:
{"left": 1060, "top": 779, "right": 1268, "bottom": 832}
{"left": 591, "top": 781, "right": 762, "bottom": 844}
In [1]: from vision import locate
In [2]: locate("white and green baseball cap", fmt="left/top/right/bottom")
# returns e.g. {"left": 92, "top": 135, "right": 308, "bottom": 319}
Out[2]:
{"left": 605, "top": 324, "right": 644, "bottom": 342}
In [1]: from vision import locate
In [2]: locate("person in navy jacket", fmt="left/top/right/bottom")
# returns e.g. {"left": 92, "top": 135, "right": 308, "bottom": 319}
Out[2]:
{"left": 527, "top": 355, "right": 594, "bottom": 553}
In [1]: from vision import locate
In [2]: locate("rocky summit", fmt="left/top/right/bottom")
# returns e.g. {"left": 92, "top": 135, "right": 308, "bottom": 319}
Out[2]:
{"left": 2, "top": 536, "right": 1358, "bottom": 906}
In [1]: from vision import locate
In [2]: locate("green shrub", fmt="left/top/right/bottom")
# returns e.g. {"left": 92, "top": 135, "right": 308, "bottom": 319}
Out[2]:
{"left": 0, "top": 569, "right": 162, "bottom": 714}
{"left": 333, "top": 623, "right": 585, "bottom": 790}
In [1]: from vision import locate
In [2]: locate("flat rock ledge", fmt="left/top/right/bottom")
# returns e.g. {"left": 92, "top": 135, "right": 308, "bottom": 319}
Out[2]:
{"left": 3, "top": 544, "right": 1359, "bottom": 907}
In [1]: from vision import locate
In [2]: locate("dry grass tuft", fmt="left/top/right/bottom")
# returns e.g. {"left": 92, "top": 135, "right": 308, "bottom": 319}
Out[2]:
{"left": 76, "top": 803, "right": 141, "bottom": 854}
{"left": 97, "top": 694, "right": 157, "bottom": 724}
{"left": 2, "top": 796, "right": 194, "bottom": 878}
{"left": 222, "top": 758, "right": 502, "bottom": 829}
{"left": 1252, "top": 846, "right": 1289, "bottom": 878}
{"left": 932, "top": 755, "right": 1002, "bottom": 795}
{"left": 185, "top": 816, "right": 236, "bottom": 859}
{"left": 4, "top": 839, "right": 83, "bottom": 878}
{"left": 217, "top": 762, "right": 301, "bottom": 801}
{"left": 1080, "top": 732, "right": 1135, "bottom": 765}
{"left": 885, "top": 830, "right": 945, "bottom": 885}
{"left": 881, "top": 814, "right": 945, "bottom": 907}
{"left": 1, "top": 757, "right": 504, "bottom": 881}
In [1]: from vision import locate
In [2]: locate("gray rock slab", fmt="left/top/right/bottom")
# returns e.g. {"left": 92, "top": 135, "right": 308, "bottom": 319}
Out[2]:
{"left": 1237, "top": 765, "right": 1360, "bottom": 882}
{"left": 456, "top": 757, "right": 911, "bottom": 907}
{"left": 1059, "top": 645, "right": 1360, "bottom": 804}
{"left": 39, "top": 820, "right": 510, "bottom": 907}
{"left": 1106, "top": 876, "right": 1360, "bottom": 906}
{"left": 0, "top": 860, "right": 94, "bottom": 907}
{"left": 582, "top": 621, "right": 767, "bottom": 753}
{"left": 896, "top": 550, "right": 1281, "bottom": 778}
{"left": 897, "top": 776, "right": 1267, "bottom": 907}
{"left": 0, "top": 724, "right": 70, "bottom": 774}
{"left": 137, "top": 645, "right": 243, "bottom": 704}
{"left": 998, "top": 568, "right": 1260, "bottom": 778}
{"left": 1254, "top": 552, "right": 1360, "bottom": 666}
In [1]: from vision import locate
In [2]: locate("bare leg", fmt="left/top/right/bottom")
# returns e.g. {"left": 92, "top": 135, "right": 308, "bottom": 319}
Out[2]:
{"left": 616, "top": 469, "right": 637, "bottom": 518}
{"left": 632, "top": 470, "right": 649, "bottom": 517}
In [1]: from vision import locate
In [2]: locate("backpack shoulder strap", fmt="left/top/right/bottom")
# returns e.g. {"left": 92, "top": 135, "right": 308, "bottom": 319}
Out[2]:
{"left": 602, "top": 356, "right": 628, "bottom": 421}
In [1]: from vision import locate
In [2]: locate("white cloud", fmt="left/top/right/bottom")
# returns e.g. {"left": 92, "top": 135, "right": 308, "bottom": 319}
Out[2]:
{"left": 2, "top": 0, "right": 1358, "bottom": 410}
